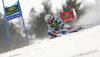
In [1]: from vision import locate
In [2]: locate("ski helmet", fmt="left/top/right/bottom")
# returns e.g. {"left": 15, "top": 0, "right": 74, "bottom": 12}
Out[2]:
{"left": 44, "top": 14, "right": 52, "bottom": 23}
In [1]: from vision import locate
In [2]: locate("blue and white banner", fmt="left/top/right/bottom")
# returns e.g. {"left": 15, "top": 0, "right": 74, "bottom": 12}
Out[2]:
{"left": 4, "top": 2, "right": 22, "bottom": 21}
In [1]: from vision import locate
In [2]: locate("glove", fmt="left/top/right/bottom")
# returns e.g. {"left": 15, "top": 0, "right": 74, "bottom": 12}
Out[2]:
{"left": 55, "top": 26, "right": 59, "bottom": 31}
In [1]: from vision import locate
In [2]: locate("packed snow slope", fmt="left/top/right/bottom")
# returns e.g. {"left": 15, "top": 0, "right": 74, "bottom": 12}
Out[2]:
{"left": 0, "top": 25, "right": 100, "bottom": 57}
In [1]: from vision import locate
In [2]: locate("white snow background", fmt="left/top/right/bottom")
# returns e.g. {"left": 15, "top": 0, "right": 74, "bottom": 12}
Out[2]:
{"left": 0, "top": 0, "right": 100, "bottom": 57}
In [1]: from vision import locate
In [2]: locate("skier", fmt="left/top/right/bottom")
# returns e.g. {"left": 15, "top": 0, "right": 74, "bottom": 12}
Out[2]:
{"left": 44, "top": 14, "right": 82, "bottom": 39}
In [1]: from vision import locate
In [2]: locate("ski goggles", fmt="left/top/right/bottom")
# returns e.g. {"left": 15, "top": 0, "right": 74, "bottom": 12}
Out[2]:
{"left": 46, "top": 19, "right": 50, "bottom": 22}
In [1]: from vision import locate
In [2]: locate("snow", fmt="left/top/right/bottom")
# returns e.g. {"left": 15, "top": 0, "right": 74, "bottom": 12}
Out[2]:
{"left": 0, "top": 25, "right": 100, "bottom": 57}
{"left": 0, "top": 0, "right": 100, "bottom": 57}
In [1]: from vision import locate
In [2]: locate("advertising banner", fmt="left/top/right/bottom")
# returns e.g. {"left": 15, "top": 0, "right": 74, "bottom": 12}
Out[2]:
{"left": 4, "top": 3, "right": 20, "bottom": 21}
{"left": 61, "top": 10, "right": 75, "bottom": 22}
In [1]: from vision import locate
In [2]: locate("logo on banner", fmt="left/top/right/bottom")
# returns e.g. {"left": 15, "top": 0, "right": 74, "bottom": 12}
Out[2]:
{"left": 63, "top": 12, "right": 72, "bottom": 18}
{"left": 5, "top": 4, "right": 19, "bottom": 16}
{"left": 8, "top": 7, "right": 16, "bottom": 11}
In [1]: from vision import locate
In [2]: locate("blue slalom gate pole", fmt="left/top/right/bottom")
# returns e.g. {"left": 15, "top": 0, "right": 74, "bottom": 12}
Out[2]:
{"left": 21, "top": 16, "right": 29, "bottom": 46}
{"left": 2, "top": 0, "right": 11, "bottom": 51}
{"left": 18, "top": 1, "right": 29, "bottom": 46}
